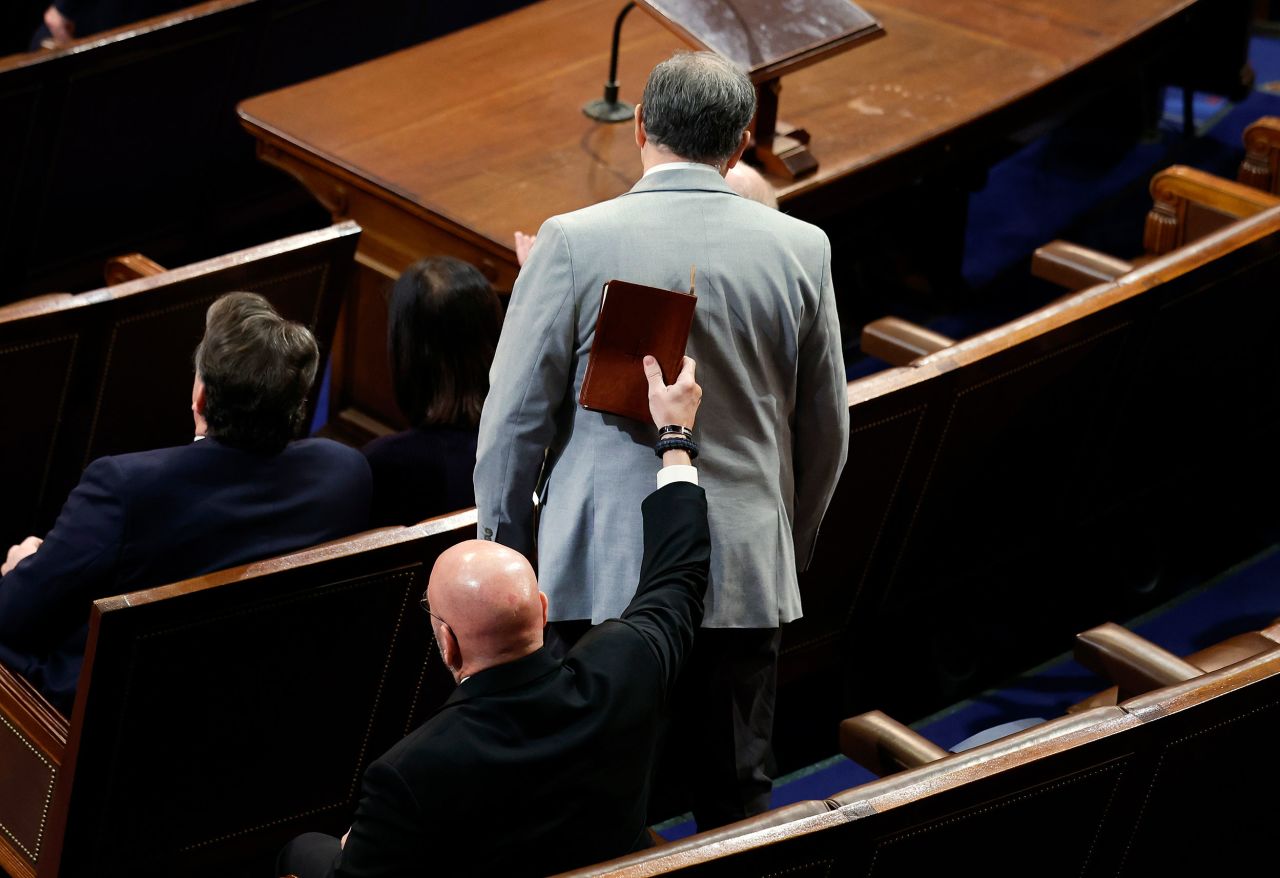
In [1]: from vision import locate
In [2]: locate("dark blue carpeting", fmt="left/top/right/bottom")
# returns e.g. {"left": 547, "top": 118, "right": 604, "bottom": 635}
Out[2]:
{"left": 847, "top": 32, "right": 1280, "bottom": 381}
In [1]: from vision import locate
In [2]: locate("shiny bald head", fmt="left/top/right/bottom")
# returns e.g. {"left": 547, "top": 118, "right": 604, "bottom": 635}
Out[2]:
{"left": 426, "top": 540, "right": 549, "bottom": 682}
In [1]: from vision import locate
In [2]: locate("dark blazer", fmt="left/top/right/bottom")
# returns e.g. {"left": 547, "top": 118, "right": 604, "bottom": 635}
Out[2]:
{"left": 290, "top": 480, "right": 709, "bottom": 878}
{"left": 0, "top": 437, "right": 371, "bottom": 714}
{"left": 362, "top": 426, "right": 478, "bottom": 527}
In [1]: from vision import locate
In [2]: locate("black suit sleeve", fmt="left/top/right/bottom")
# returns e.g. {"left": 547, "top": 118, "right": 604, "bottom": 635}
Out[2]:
{"left": 332, "top": 760, "right": 430, "bottom": 878}
{"left": 617, "top": 481, "right": 710, "bottom": 693}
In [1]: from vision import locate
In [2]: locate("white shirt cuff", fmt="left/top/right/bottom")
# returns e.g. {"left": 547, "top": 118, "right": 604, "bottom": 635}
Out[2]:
{"left": 656, "top": 464, "right": 699, "bottom": 489}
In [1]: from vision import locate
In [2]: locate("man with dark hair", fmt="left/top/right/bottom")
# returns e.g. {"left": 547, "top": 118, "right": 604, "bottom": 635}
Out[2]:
{"left": 280, "top": 355, "right": 707, "bottom": 878}
{"left": 0, "top": 292, "right": 370, "bottom": 714}
{"left": 475, "top": 51, "right": 849, "bottom": 829}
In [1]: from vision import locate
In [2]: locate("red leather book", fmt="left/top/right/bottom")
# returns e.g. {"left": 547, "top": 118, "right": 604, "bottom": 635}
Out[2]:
{"left": 579, "top": 278, "right": 697, "bottom": 422}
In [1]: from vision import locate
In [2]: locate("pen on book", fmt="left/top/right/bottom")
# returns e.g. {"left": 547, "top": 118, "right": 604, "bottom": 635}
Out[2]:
{"left": 689, "top": 265, "right": 696, "bottom": 295}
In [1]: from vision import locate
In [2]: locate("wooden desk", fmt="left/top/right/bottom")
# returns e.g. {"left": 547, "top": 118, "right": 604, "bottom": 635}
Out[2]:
{"left": 239, "top": 0, "right": 1200, "bottom": 440}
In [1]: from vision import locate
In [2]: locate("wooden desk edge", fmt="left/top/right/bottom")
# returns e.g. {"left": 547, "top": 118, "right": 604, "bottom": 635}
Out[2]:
{"left": 237, "top": 110, "right": 519, "bottom": 265}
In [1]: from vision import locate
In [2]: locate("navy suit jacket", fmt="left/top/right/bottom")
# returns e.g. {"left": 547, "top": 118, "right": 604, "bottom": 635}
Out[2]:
{"left": 0, "top": 436, "right": 371, "bottom": 714}
{"left": 299, "top": 480, "right": 709, "bottom": 878}
{"left": 361, "top": 425, "right": 478, "bottom": 527}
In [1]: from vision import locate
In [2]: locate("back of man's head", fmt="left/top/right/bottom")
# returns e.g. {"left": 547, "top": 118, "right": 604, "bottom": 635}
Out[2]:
{"left": 194, "top": 292, "right": 319, "bottom": 454}
{"left": 641, "top": 51, "right": 757, "bottom": 166}
{"left": 427, "top": 539, "right": 547, "bottom": 680}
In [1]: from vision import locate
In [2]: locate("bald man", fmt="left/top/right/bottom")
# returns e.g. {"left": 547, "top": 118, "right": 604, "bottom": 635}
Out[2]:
{"left": 279, "top": 356, "right": 709, "bottom": 878}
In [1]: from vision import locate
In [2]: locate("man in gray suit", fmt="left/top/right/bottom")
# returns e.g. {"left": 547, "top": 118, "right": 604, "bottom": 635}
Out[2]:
{"left": 474, "top": 50, "right": 848, "bottom": 829}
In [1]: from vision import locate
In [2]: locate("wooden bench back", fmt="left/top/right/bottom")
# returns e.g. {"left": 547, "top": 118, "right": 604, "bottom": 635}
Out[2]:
{"left": 781, "top": 367, "right": 940, "bottom": 685}
{"left": 782, "top": 203, "right": 1280, "bottom": 722}
{"left": 0, "top": 0, "right": 537, "bottom": 296}
{"left": 0, "top": 509, "right": 473, "bottom": 878}
{"left": 1108, "top": 649, "right": 1280, "bottom": 873}
{"left": 561, "top": 648, "right": 1280, "bottom": 876}
{"left": 0, "top": 1, "right": 257, "bottom": 295}
{"left": 0, "top": 222, "right": 359, "bottom": 548}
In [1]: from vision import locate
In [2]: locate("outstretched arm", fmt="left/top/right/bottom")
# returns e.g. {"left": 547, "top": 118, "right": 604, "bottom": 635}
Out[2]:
{"left": 619, "top": 356, "right": 710, "bottom": 691}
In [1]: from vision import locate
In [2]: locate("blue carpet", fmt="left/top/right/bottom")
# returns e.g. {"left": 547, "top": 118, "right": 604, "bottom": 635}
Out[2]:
{"left": 842, "top": 32, "right": 1280, "bottom": 383}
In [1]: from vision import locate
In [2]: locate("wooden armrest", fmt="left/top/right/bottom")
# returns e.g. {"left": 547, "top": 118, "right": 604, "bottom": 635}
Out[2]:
{"left": 1260, "top": 617, "right": 1280, "bottom": 644}
{"left": 1239, "top": 116, "right": 1280, "bottom": 192}
{"left": 1031, "top": 241, "right": 1135, "bottom": 290}
{"left": 860, "top": 317, "right": 955, "bottom": 366}
{"left": 1145, "top": 166, "right": 1280, "bottom": 254}
{"left": 1075, "top": 623, "right": 1202, "bottom": 702}
{"left": 1069, "top": 617, "right": 1280, "bottom": 714}
{"left": 104, "top": 252, "right": 167, "bottom": 286}
{"left": 839, "top": 709, "right": 948, "bottom": 776}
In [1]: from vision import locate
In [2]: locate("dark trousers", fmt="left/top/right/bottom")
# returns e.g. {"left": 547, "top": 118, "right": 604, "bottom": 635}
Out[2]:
{"left": 276, "top": 831, "right": 341, "bottom": 878}
{"left": 550, "top": 621, "right": 781, "bottom": 832}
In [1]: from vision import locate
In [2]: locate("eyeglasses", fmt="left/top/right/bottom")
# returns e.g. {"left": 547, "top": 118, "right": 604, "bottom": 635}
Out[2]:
{"left": 419, "top": 594, "right": 450, "bottom": 632}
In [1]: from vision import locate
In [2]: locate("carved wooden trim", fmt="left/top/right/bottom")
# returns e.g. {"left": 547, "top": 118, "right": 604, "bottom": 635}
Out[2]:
{"left": 1145, "top": 166, "right": 1280, "bottom": 255}
{"left": 1239, "top": 116, "right": 1280, "bottom": 194}
{"left": 1143, "top": 197, "right": 1181, "bottom": 256}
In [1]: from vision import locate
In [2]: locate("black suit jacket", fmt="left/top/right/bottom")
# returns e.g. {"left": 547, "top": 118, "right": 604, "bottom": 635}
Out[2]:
{"left": 0, "top": 436, "right": 371, "bottom": 714}
{"left": 320, "top": 480, "right": 709, "bottom": 878}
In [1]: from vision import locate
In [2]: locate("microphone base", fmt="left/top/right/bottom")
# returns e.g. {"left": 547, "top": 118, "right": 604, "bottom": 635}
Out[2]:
{"left": 583, "top": 98, "right": 635, "bottom": 123}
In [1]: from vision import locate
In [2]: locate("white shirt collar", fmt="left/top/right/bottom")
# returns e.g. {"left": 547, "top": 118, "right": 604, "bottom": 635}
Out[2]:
{"left": 642, "top": 161, "right": 721, "bottom": 178}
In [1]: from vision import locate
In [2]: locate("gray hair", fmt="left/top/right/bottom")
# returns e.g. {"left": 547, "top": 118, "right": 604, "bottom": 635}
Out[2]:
{"left": 194, "top": 292, "right": 319, "bottom": 454}
{"left": 640, "top": 51, "right": 757, "bottom": 166}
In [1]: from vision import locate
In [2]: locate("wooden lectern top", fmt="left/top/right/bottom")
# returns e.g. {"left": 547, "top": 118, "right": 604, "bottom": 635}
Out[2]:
{"left": 636, "top": 0, "right": 883, "bottom": 82}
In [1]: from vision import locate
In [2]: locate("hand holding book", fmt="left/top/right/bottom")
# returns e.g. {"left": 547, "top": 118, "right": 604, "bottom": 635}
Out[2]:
{"left": 579, "top": 275, "right": 697, "bottom": 422}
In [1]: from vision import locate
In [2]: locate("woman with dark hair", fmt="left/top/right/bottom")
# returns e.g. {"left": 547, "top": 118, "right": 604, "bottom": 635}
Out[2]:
{"left": 362, "top": 256, "right": 503, "bottom": 526}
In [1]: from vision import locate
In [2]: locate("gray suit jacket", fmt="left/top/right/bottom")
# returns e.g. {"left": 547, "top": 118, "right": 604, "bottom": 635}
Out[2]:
{"left": 474, "top": 164, "right": 848, "bottom": 627}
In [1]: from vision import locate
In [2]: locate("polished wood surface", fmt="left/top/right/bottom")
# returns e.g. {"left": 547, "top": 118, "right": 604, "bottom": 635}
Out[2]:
{"left": 239, "top": 0, "right": 1200, "bottom": 277}
{"left": 635, "top": 0, "right": 884, "bottom": 83}
{"left": 239, "top": 0, "right": 1201, "bottom": 438}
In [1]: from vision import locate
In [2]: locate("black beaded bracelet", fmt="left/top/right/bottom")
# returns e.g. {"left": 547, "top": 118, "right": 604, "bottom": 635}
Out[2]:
{"left": 654, "top": 436, "right": 699, "bottom": 460}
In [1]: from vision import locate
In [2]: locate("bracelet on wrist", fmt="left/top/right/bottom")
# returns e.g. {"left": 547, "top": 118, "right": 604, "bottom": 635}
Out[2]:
{"left": 657, "top": 425, "right": 694, "bottom": 441}
{"left": 654, "top": 436, "right": 698, "bottom": 460}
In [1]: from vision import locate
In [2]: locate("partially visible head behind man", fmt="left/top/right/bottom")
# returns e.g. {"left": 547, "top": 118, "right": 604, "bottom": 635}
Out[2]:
{"left": 726, "top": 162, "right": 779, "bottom": 210}
{"left": 389, "top": 256, "right": 503, "bottom": 431}
{"left": 641, "top": 51, "right": 757, "bottom": 166}
{"left": 194, "top": 292, "right": 319, "bottom": 454}
{"left": 426, "top": 539, "right": 548, "bottom": 681}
